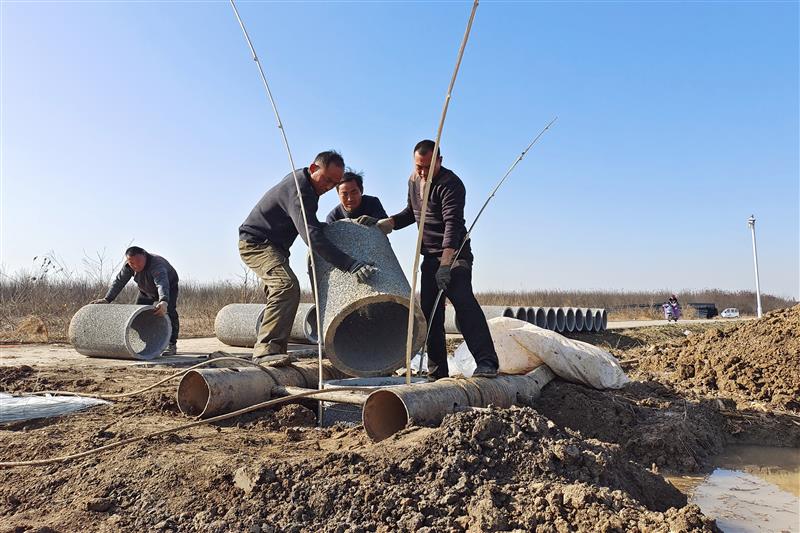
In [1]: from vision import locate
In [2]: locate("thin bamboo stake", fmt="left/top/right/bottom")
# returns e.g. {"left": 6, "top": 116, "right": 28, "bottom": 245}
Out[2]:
{"left": 404, "top": 0, "right": 480, "bottom": 384}
{"left": 228, "top": 1, "right": 327, "bottom": 420}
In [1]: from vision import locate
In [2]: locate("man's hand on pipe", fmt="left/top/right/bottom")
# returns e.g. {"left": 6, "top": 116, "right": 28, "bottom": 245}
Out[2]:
{"left": 153, "top": 301, "right": 169, "bottom": 317}
{"left": 376, "top": 218, "right": 395, "bottom": 235}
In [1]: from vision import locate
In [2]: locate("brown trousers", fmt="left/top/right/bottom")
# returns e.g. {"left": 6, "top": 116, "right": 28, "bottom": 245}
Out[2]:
{"left": 238, "top": 240, "right": 300, "bottom": 356}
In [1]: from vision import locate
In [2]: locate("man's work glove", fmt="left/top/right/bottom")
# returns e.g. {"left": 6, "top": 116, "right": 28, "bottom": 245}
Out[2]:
{"left": 349, "top": 261, "right": 378, "bottom": 283}
{"left": 90, "top": 298, "right": 109, "bottom": 304}
{"left": 376, "top": 218, "right": 394, "bottom": 235}
{"left": 435, "top": 264, "right": 451, "bottom": 291}
{"left": 354, "top": 215, "right": 378, "bottom": 226}
{"left": 153, "top": 301, "right": 169, "bottom": 317}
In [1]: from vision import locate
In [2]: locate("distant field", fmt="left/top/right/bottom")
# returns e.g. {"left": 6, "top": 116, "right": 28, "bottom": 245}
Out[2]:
{"left": 2, "top": 269, "right": 793, "bottom": 343}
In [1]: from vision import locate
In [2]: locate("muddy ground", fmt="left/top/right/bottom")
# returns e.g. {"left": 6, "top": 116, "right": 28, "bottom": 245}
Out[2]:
{"left": 1, "top": 308, "right": 798, "bottom": 532}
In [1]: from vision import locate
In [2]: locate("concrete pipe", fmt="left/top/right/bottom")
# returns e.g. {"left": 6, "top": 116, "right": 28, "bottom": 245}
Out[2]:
{"left": 481, "top": 306, "right": 516, "bottom": 321}
{"left": 574, "top": 308, "right": 585, "bottom": 332}
{"left": 316, "top": 221, "right": 426, "bottom": 377}
{"left": 214, "top": 303, "right": 264, "bottom": 348}
{"left": 555, "top": 308, "right": 566, "bottom": 333}
{"left": 544, "top": 308, "right": 557, "bottom": 330}
{"left": 525, "top": 307, "right": 536, "bottom": 325}
{"left": 584, "top": 308, "right": 595, "bottom": 332}
{"left": 515, "top": 307, "right": 527, "bottom": 321}
{"left": 534, "top": 307, "right": 547, "bottom": 328}
{"left": 289, "top": 303, "right": 318, "bottom": 344}
{"left": 601, "top": 309, "right": 609, "bottom": 331}
{"left": 362, "top": 366, "right": 556, "bottom": 442}
{"left": 69, "top": 304, "right": 171, "bottom": 360}
{"left": 590, "top": 309, "right": 602, "bottom": 332}
{"left": 176, "top": 361, "right": 347, "bottom": 418}
{"left": 444, "top": 306, "right": 461, "bottom": 334}
{"left": 565, "top": 308, "right": 576, "bottom": 333}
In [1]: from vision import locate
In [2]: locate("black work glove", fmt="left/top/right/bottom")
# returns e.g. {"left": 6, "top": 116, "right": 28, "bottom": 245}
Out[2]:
{"left": 354, "top": 215, "right": 378, "bottom": 226}
{"left": 349, "top": 261, "right": 378, "bottom": 283}
{"left": 435, "top": 264, "right": 451, "bottom": 291}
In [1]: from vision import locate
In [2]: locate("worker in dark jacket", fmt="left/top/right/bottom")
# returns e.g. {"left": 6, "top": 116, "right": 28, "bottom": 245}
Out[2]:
{"left": 326, "top": 170, "right": 388, "bottom": 224}
{"left": 239, "top": 150, "right": 377, "bottom": 359}
{"left": 91, "top": 246, "right": 180, "bottom": 355}
{"left": 377, "top": 140, "right": 499, "bottom": 379}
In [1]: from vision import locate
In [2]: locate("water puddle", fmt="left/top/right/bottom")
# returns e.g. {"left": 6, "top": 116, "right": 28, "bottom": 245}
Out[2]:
{"left": 667, "top": 445, "right": 800, "bottom": 532}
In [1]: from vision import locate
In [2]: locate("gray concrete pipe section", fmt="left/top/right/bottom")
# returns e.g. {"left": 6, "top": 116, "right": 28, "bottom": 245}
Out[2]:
{"left": 574, "top": 308, "right": 585, "bottom": 332}
{"left": 176, "top": 361, "right": 347, "bottom": 418}
{"left": 544, "top": 308, "right": 557, "bottom": 330}
{"left": 214, "top": 303, "right": 264, "bottom": 348}
{"left": 214, "top": 303, "right": 318, "bottom": 347}
{"left": 362, "top": 365, "right": 556, "bottom": 442}
{"left": 583, "top": 308, "right": 594, "bottom": 332}
{"left": 534, "top": 307, "right": 547, "bottom": 328}
{"left": 316, "top": 221, "right": 426, "bottom": 377}
{"left": 565, "top": 308, "right": 576, "bottom": 332}
{"left": 69, "top": 304, "right": 171, "bottom": 360}
{"left": 444, "top": 306, "right": 461, "bottom": 334}
{"left": 555, "top": 308, "right": 566, "bottom": 332}
{"left": 515, "top": 307, "right": 527, "bottom": 321}
{"left": 289, "top": 303, "right": 318, "bottom": 344}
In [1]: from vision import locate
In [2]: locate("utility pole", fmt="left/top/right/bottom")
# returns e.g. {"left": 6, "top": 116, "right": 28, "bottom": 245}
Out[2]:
{"left": 747, "top": 215, "right": 763, "bottom": 318}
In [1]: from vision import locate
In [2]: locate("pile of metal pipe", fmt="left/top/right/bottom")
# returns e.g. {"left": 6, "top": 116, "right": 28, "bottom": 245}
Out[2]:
{"left": 443, "top": 305, "right": 608, "bottom": 334}
{"left": 362, "top": 365, "right": 556, "bottom": 442}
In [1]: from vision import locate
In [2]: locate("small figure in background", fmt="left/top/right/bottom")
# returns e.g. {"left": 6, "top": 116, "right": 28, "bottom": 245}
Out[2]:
{"left": 663, "top": 294, "right": 682, "bottom": 322}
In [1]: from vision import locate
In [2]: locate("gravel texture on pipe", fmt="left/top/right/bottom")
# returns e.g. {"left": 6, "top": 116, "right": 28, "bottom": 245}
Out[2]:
{"left": 289, "top": 303, "right": 318, "bottom": 344}
{"left": 362, "top": 365, "right": 555, "bottom": 441}
{"left": 69, "top": 304, "right": 171, "bottom": 360}
{"left": 214, "top": 303, "right": 265, "bottom": 348}
{"left": 316, "top": 220, "right": 426, "bottom": 377}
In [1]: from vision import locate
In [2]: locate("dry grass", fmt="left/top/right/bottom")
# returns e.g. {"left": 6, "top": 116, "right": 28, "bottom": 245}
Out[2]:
{"left": 1, "top": 258, "right": 795, "bottom": 343}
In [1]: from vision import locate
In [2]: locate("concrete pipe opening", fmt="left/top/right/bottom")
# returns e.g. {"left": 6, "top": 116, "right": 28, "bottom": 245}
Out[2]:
{"left": 545, "top": 308, "right": 557, "bottom": 330}
{"left": 327, "top": 298, "right": 422, "bottom": 377}
{"left": 555, "top": 308, "right": 566, "bottom": 332}
{"left": 601, "top": 309, "right": 609, "bottom": 331}
{"left": 363, "top": 389, "right": 409, "bottom": 442}
{"left": 526, "top": 307, "right": 536, "bottom": 324}
{"left": 574, "top": 308, "right": 585, "bottom": 332}
{"left": 593, "top": 309, "right": 603, "bottom": 332}
{"left": 565, "top": 308, "right": 576, "bottom": 332}
{"left": 69, "top": 304, "right": 171, "bottom": 360}
{"left": 515, "top": 307, "right": 527, "bottom": 321}
{"left": 584, "top": 309, "right": 594, "bottom": 332}
{"left": 289, "top": 303, "right": 318, "bottom": 344}
{"left": 535, "top": 307, "right": 547, "bottom": 328}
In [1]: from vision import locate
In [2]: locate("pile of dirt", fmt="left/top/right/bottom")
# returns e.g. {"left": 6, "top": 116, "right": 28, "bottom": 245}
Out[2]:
{"left": 632, "top": 305, "right": 800, "bottom": 411}
{"left": 191, "top": 408, "right": 716, "bottom": 532}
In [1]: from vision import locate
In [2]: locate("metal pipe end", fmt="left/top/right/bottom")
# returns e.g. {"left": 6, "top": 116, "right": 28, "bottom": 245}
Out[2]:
{"left": 177, "top": 370, "right": 211, "bottom": 417}
{"left": 363, "top": 389, "right": 408, "bottom": 442}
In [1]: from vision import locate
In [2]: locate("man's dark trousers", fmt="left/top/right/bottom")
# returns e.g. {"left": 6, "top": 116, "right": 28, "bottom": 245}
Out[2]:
{"left": 136, "top": 285, "right": 180, "bottom": 345}
{"left": 420, "top": 255, "right": 498, "bottom": 378}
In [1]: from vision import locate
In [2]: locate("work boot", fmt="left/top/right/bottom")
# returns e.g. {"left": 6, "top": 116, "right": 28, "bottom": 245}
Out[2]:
{"left": 472, "top": 364, "right": 498, "bottom": 378}
{"left": 162, "top": 343, "right": 177, "bottom": 356}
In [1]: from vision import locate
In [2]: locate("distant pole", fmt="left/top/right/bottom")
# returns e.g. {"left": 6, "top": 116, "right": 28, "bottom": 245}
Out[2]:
{"left": 747, "top": 215, "right": 763, "bottom": 318}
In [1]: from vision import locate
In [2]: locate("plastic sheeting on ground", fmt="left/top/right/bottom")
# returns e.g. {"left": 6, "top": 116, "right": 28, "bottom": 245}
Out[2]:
{"left": 0, "top": 393, "right": 109, "bottom": 424}
{"left": 449, "top": 317, "right": 629, "bottom": 389}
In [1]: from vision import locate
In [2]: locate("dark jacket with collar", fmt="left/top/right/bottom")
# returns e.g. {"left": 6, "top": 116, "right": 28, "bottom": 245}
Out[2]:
{"left": 326, "top": 195, "right": 388, "bottom": 223}
{"left": 105, "top": 253, "right": 178, "bottom": 303}
{"left": 239, "top": 168, "right": 356, "bottom": 271}
{"left": 391, "top": 166, "right": 471, "bottom": 258}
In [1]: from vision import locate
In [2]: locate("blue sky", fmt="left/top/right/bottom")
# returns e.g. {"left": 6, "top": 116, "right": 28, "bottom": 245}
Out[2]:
{"left": 2, "top": 1, "right": 798, "bottom": 298}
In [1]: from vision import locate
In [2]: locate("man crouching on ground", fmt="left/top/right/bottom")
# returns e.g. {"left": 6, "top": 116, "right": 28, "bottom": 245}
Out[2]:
{"left": 238, "top": 150, "right": 377, "bottom": 361}
{"left": 91, "top": 246, "right": 180, "bottom": 355}
{"left": 377, "top": 140, "right": 499, "bottom": 379}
